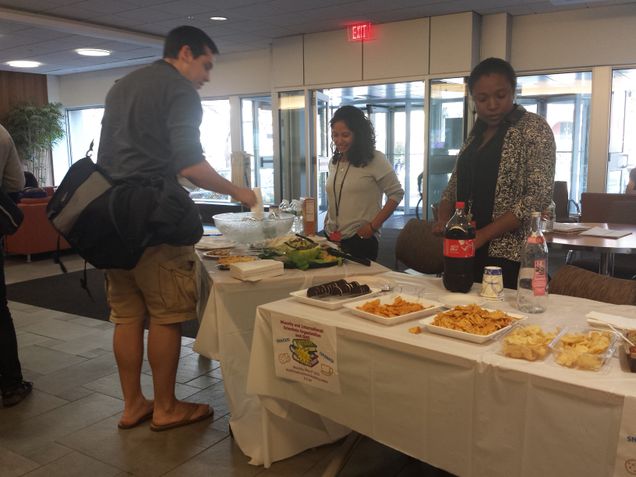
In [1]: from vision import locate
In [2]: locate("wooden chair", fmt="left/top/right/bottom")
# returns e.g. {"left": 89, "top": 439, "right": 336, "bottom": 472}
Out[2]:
{"left": 395, "top": 219, "right": 443, "bottom": 275}
{"left": 550, "top": 265, "right": 636, "bottom": 305}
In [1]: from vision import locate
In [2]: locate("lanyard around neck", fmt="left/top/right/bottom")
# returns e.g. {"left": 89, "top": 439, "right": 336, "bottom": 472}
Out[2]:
{"left": 333, "top": 159, "right": 351, "bottom": 219}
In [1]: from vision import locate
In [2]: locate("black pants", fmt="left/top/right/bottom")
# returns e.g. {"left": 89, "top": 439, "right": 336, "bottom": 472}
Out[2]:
{"left": 0, "top": 248, "right": 23, "bottom": 392}
{"left": 474, "top": 247, "right": 520, "bottom": 290}
{"left": 340, "top": 235, "right": 379, "bottom": 261}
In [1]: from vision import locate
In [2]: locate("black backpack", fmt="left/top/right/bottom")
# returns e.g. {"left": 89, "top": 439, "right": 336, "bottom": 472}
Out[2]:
{"left": 47, "top": 145, "right": 202, "bottom": 270}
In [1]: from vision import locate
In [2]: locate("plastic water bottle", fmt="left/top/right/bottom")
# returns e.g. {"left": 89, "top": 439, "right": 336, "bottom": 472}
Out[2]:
{"left": 442, "top": 201, "right": 475, "bottom": 293}
{"left": 541, "top": 200, "right": 555, "bottom": 233}
{"left": 517, "top": 211, "right": 548, "bottom": 313}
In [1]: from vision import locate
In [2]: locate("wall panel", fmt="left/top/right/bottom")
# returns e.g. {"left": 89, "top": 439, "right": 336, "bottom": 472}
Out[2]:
{"left": 430, "top": 12, "right": 480, "bottom": 75}
{"left": 272, "top": 36, "right": 304, "bottom": 88}
{"left": 0, "top": 71, "right": 48, "bottom": 121}
{"left": 363, "top": 18, "right": 429, "bottom": 80}
{"left": 304, "top": 30, "right": 362, "bottom": 85}
{"left": 511, "top": 4, "right": 636, "bottom": 71}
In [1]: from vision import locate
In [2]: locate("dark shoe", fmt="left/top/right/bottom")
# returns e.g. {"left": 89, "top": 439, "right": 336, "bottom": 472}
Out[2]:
{"left": 2, "top": 381, "right": 33, "bottom": 407}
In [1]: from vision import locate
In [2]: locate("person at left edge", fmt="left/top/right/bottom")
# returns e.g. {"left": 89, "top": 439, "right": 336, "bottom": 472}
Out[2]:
{"left": 324, "top": 105, "right": 404, "bottom": 261}
{"left": 97, "top": 26, "right": 256, "bottom": 432}
{"left": 0, "top": 123, "right": 31, "bottom": 407}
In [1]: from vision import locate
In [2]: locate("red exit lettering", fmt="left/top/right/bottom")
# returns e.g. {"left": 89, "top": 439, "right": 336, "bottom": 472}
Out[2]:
{"left": 347, "top": 22, "right": 372, "bottom": 42}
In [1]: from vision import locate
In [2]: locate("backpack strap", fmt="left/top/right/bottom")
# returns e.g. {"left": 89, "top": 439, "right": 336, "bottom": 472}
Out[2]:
{"left": 79, "top": 260, "right": 94, "bottom": 302}
{"left": 53, "top": 235, "right": 68, "bottom": 274}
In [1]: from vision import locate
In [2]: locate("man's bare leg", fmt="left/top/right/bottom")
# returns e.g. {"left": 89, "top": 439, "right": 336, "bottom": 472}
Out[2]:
{"left": 148, "top": 321, "right": 210, "bottom": 427}
{"left": 113, "top": 321, "right": 154, "bottom": 427}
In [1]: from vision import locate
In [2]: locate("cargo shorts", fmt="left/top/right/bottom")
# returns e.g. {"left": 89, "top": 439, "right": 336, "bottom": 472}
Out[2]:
{"left": 106, "top": 244, "right": 200, "bottom": 325}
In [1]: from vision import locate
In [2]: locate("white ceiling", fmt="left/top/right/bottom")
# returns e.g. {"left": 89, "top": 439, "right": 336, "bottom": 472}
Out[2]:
{"left": 0, "top": 0, "right": 634, "bottom": 75}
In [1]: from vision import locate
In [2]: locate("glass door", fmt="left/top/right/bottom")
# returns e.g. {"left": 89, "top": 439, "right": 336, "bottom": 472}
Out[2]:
{"left": 241, "top": 96, "right": 274, "bottom": 204}
{"left": 427, "top": 78, "right": 467, "bottom": 220}
{"left": 278, "top": 91, "right": 307, "bottom": 201}
{"left": 313, "top": 91, "right": 330, "bottom": 213}
{"left": 607, "top": 68, "right": 636, "bottom": 193}
{"left": 517, "top": 72, "right": 592, "bottom": 208}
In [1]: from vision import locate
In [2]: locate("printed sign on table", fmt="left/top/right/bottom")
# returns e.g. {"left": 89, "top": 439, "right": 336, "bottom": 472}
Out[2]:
{"left": 272, "top": 316, "right": 340, "bottom": 393}
{"left": 615, "top": 397, "right": 636, "bottom": 476}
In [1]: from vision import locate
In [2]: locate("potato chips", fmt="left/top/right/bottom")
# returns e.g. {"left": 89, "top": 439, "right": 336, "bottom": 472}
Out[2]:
{"left": 502, "top": 325, "right": 558, "bottom": 361}
{"left": 552, "top": 330, "right": 613, "bottom": 370}
{"left": 356, "top": 296, "right": 425, "bottom": 317}
{"left": 431, "top": 304, "right": 516, "bottom": 336}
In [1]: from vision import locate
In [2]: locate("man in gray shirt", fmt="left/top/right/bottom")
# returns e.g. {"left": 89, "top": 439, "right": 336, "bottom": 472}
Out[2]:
{"left": 98, "top": 26, "right": 255, "bottom": 431}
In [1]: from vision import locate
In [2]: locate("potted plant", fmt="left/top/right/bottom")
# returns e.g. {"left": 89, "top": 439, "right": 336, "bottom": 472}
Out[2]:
{"left": 5, "top": 102, "right": 65, "bottom": 186}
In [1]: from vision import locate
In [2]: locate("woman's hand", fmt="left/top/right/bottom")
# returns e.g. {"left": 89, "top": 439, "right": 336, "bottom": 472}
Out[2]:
{"left": 356, "top": 222, "right": 376, "bottom": 239}
{"left": 432, "top": 221, "right": 446, "bottom": 236}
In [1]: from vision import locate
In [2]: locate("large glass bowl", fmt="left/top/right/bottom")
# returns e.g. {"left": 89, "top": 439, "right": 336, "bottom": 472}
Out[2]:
{"left": 212, "top": 212, "right": 295, "bottom": 243}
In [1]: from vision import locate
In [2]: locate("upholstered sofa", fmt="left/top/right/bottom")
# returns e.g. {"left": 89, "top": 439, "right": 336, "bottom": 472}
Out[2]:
{"left": 4, "top": 195, "right": 71, "bottom": 262}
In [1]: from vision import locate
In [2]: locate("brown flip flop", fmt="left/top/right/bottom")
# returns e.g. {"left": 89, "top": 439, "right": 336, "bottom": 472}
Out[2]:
{"left": 150, "top": 405, "right": 214, "bottom": 432}
{"left": 118, "top": 409, "right": 154, "bottom": 430}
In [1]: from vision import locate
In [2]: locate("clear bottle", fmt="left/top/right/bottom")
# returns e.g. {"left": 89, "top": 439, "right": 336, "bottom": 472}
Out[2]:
{"left": 517, "top": 211, "right": 549, "bottom": 313}
{"left": 442, "top": 201, "right": 476, "bottom": 293}
{"left": 541, "top": 200, "right": 555, "bottom": 233}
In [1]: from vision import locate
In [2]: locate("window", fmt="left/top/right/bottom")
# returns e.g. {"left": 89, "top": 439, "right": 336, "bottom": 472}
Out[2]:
{"left": 607, "top": 68, "right": 636, "bottom": 193}
{"left": 189, "top": 99, "right": 233, "bottom": 201}
{"left": 517, "top": 72, "right": 592, "bottom": 208}
{"left": 54, "top": 107, "right": 104, "bottom": 183}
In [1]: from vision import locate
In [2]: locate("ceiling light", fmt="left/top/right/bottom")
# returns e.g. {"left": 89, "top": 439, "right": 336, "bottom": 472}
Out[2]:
{"left": 210, "top": 16, "right": 227, "bottom": 21}
{"left": 75, "top": 48, "right": 111, "bottom": 57}
{"left": 6, "top": 60, "right": 41, "bottom": 68}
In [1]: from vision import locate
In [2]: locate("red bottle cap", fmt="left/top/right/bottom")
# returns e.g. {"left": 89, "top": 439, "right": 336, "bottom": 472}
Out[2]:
{"left": 455, "top": 201, "right": 465, "bottom": 208}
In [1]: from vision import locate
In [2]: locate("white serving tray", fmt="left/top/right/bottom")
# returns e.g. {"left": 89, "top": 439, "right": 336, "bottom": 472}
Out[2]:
{"left": 342, "top": 294, "right": 444, "bottom": 325}
{"left": 290, "top": 287, "right": 382, "bottom": 310}
{"left": 419, "top": 309, "right": 526, "bottom": 344}
{"left": 438, "top": 293, "right": 485, "bottom": 309}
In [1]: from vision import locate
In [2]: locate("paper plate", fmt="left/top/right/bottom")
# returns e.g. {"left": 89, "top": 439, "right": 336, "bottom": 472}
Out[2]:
{"left": 343, "top": 294, "right": 444, "bottom": 326}
{"left": 195, "top": 237, "right": 236, "bottom": 250}
{"left": 290, "top": 287, "right": 382, "bottom": 310}
{"left": 420, "top": 308, "right": 526, "bottom": 344}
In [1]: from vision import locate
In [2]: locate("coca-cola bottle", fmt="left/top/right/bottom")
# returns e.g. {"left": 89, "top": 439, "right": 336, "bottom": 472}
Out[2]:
{"left": 516, "top": 211, "right": 548, "bottom": 313}
{"left": 443, "top": 201, "right": 475, "bottom": 293}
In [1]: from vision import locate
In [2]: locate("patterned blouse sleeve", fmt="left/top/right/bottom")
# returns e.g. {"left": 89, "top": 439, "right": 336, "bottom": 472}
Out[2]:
{"left": 511, "top": 117, "right": 556, "bottom": 222}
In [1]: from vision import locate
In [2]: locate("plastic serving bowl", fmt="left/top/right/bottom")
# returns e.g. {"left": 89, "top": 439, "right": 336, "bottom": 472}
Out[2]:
{"left": 212, "top": 212, "right": 294, "bottom": 243}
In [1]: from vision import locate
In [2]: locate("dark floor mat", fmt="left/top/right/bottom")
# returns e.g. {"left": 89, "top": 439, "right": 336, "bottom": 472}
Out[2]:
{"left": 7, "top": 268, "right": 199, "bottom": 338}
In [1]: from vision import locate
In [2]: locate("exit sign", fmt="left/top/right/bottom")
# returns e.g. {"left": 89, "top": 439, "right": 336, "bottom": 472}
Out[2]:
{"left": 347, "top": 22, "right": 373, "bottom": 42}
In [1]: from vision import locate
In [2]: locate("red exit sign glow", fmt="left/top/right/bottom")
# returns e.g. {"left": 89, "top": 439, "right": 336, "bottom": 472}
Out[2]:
{"left": 347, "top": 22, "right": 373, "bottom": 42}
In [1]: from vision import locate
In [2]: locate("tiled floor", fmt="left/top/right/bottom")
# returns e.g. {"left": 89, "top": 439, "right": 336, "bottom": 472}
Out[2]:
{"left": 1, "top": 252, "right": 448, "bottom": 477}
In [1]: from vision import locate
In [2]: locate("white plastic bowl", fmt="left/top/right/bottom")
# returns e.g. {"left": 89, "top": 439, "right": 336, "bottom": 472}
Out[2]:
{"left": 212, "top": 212, "right": 294, "bottom": 243}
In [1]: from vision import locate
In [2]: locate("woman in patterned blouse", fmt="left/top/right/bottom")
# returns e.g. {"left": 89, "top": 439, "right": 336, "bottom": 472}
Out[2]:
{"left": 433, "top": 58, "right": 556, "bottom": 289}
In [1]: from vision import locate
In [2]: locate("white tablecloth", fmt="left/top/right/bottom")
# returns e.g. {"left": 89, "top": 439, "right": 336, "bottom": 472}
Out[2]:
{"left": 247, "top": 272, "right": 636, "bottom": 475}
{"left": 193, "top": 258, "right": 389, "bottom": 465}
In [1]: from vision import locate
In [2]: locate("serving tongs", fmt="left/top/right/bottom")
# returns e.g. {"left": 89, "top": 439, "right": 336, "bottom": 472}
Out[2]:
{"left": 295, "top": 233, "right": 371, "bottom": 266}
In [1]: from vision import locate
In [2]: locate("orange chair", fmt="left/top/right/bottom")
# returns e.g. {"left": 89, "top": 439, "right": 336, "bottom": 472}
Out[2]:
{"left": 4, "top": 197, "right": 70, "bottom": 262}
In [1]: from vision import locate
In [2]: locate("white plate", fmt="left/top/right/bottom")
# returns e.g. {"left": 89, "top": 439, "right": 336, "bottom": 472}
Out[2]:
{"left": 439, "top": 293, "right": 485, "bottom": 309}
{"left": 347, "top": 275, "right": 396, "bottom": 291}
{"left": 290, "top": 287, "right": 382, "bottom": 310}
{"left": 419, "top": 308, "right": 526, "bottom": 344}
{"left": 202, "top": 249, "right": 234, "bottom": 259}
{"left": 342, "top": 294, "right": 445, "bottom": 325}
{"left": 195, "top": 237, "right": 236, "bottom": 250}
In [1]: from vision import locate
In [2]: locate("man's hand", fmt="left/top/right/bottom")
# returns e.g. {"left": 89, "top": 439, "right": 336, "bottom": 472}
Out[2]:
{"left": 233, "top": 187, "right": 257, "bottom": 208}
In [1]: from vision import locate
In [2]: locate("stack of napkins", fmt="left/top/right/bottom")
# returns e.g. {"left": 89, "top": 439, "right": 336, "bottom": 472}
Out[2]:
{"left": 230, "top": 259, "right": 284, "bottom": 282}
{"left": 586, "top": 311, "right": 635, "bottom": 330}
